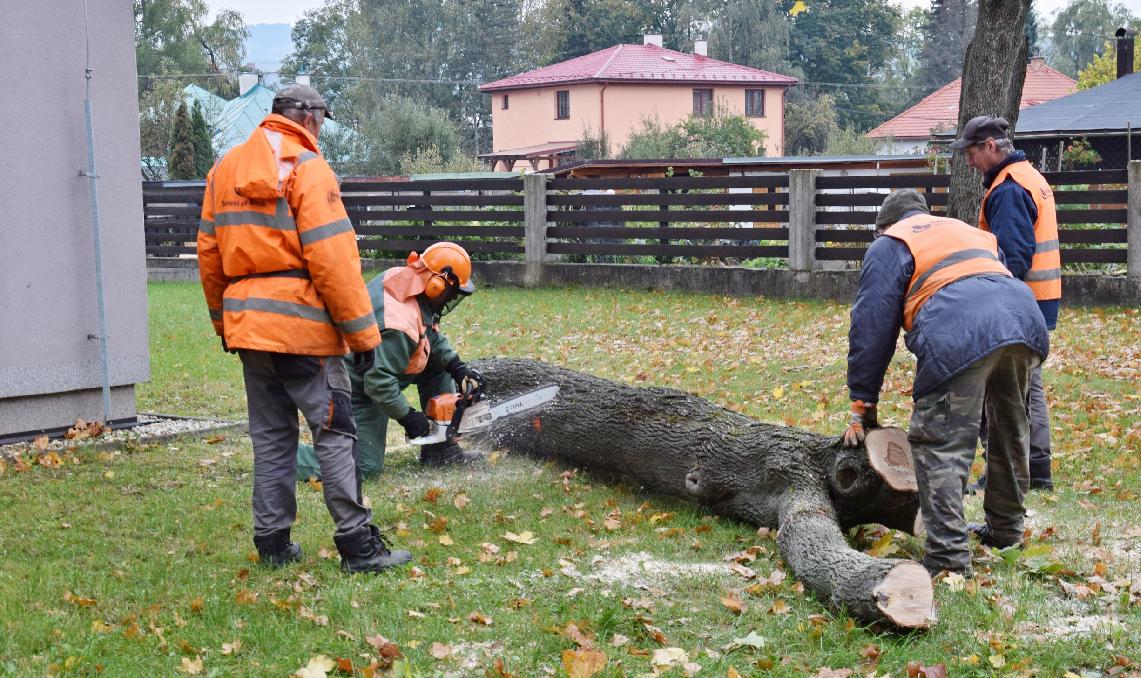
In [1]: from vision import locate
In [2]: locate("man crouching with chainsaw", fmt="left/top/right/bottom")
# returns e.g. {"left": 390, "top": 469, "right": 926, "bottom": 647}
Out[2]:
{"left": 296, "top": 242, "right": 484, "bottom": 481}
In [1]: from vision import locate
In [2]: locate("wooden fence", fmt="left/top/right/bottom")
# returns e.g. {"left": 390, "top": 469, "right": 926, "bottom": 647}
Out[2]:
{"left": 143, "top": 165, "right": 1138, "bottom": 277}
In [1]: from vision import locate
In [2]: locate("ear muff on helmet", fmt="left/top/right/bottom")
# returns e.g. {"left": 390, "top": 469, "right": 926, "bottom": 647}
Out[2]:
{"left": 423, "top": 268, "right": 451, "bottom": 299}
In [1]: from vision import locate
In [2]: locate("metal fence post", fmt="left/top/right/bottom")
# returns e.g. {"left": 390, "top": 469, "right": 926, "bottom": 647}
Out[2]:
{"left": 524, "top": 173, "right": 550, "bottom": 286}
{"left": 788, "top": 169, "right": 821, "bottom": 273}
{"left": 1129, "top": 161, "right": 1141, "bottom": 281}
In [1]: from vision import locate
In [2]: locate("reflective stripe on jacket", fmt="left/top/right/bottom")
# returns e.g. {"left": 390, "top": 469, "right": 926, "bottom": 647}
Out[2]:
{"left": 884, "top": 214, "right": 1011, "bottom": 331}
{"left": 979, "top": 160, "right": 1062, "bottom": 301}
{"left": 197, "top": 114, "right": 379, "bottom": 355}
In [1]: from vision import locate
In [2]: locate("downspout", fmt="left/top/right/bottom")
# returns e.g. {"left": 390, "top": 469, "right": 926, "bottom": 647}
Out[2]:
{"left": 599, "top": 83, "right": 607, "bottom": 153}
{"left": 81, "top": 0, "right": 112, "bottom": 422}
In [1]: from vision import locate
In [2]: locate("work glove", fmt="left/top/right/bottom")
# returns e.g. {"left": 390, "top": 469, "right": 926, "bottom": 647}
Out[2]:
{"left": 351, "top": 350, "right": 375, "bottom": 375}
{"left": 397, "top": 409, "right": 432, "bottom": 439}
{"left": 446, "top": 357, "right": 483, "bottom": 398}
{"left": 841, "top": 399, "right": 879, "bottom": 447}
{"left": 221, "top": 337, "right": 237, "bottom": 354}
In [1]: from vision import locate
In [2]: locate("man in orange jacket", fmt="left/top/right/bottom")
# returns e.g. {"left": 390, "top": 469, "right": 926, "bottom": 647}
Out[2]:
{"left": 951, "top": 116, "right": 1060, "bottom": 490}
{"left": 198, "top": 84, "right": 410, "bottom": 573}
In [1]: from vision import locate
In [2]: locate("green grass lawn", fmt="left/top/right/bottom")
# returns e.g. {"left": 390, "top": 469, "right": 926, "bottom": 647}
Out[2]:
{"left": 1, "top": 281, "right": 1138, "bottom": 677}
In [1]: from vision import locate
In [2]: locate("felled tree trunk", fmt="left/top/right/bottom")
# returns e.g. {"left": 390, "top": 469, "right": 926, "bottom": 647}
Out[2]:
{"left": 471, "top": 358, "right": 934, "bottom": 629}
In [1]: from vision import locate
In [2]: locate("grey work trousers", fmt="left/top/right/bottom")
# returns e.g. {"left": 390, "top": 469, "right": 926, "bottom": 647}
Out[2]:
{"left": 909, "top": 344, "right": 1040, "bottom": 572}
{"left": 240, "top": 350, "right": 371, "bottom": 538}
{"left": 980, "top": 355, "right": 1052, "bottom": 475}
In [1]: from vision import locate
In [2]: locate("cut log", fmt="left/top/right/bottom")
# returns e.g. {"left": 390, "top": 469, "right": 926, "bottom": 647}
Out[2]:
{"left": 469, "top": 358, "right": 935, "bottom": 629}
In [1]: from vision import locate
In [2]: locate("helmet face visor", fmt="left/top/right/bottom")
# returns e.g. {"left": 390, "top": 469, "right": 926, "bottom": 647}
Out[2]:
{"left": 438, "top": 288, "right": 470, "bottom": 317}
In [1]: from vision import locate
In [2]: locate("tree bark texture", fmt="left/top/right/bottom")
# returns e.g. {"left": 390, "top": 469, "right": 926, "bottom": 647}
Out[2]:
{"left": 948, "top": 0, "right": 1031, "bottom": 224}
{"left": 470, "top": 358, "right": 934, "bottom": 628}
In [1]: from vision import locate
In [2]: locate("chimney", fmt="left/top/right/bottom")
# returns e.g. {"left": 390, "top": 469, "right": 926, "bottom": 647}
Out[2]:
{"left": 694, "top": 39, "right": 708, "bottom": 57}
{"left": 295, "top": 74, "right": 311, "bottom": 87}
{"left": 1116, "top": 27, "right": 1135, "bottom": 79}
{"left": 1028, "top": 55, "right": 1045, "bottom": 70}
{"left": 643, "top": 34, "right": 663, "bottom": 48}
{"left": 238, "top": 73, "right": 259, "bottom": 96}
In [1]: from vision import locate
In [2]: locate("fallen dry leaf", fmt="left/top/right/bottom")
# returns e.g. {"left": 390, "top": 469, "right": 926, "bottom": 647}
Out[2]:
{"left": 63, "top": 590, "right": 96, "bottom": 608}
{"left": 469, "top": 611, "right": 493, "bottom": 625}
{"left": 651, "top": 647, "right": 688, "bottom": 669}
{"left": 562, "top": 648, "right": 607, "bottom": 678}
{"left": 178, "top": 656, "right": 204, "bottom": 675}
{"left": 454, "top": 493, "right": 470, "bottom": 509}
{"left": 610, "top": 634, "right": 630, "bottom": 647}
{"left": 221, "top": 640, "right": 241, "bottom": 656}
{"left": 721, "top": 593, "right": 746, "bottom": 614}
{"left": 293, "top": 654, "right": 336, "bottom": 678}
{"left": 429, "top": 642, "right": 452, "bottom": 659}
{"left": 504, "top": 530, "right": 538, "bottom": 544}
{"left": 811, "top": 669, "right": 853, "bottom": 678}
{"left": 422, "top": 487, "right": 444, "bottom": 504}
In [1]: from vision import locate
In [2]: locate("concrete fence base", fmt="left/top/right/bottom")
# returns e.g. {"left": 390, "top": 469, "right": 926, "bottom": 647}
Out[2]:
{"left": 149, "top": 257, "right": 1140, "bottom": 307}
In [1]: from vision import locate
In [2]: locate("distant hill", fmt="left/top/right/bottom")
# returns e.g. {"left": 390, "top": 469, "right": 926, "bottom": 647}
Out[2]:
{"left": 245, "top": 22, "right": 292, "bottom": 73}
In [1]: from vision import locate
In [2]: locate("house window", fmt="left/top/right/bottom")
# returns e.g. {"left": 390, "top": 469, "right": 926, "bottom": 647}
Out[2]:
{"left": 555, "top": 90, "right": 570, "bottom": 119}
{"left": 692, "top": 88, "right": 713, "bottom": 116}
{"left": 502, "top": 94, "right": 509, "bottom": 110}
{"left": 745, "top": 89, "right": 765, "bottom": 117}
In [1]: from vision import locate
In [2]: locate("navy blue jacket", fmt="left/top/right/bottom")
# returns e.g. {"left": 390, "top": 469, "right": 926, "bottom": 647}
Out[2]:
{"left": 847, "top": 231, "right": 1050, "bottom": 403}
{"left": 983, "top": 152, "right": 1059, "bottom": 329}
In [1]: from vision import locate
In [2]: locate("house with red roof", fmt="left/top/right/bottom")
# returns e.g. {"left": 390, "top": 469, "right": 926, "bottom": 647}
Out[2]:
{"left": 478, "top": 36, "right": 798, "bottom": 171}
{"left": 866, "top": 56, "right": 1075, "bottom": 155}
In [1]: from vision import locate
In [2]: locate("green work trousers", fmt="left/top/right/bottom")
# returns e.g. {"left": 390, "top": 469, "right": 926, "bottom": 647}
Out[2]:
{"left": 296, "top": 366, "right": 455, "bottom": 481}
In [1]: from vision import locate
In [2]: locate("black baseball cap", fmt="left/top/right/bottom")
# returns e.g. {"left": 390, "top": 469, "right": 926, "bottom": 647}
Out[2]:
{"left": 949, "top": 115, "right": 1009, "bottom": 150}
{"left": 272, "top": 83, "right": 334, "bottom": 120}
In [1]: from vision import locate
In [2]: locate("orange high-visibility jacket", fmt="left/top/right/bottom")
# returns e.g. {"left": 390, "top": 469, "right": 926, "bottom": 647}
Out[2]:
{"left": 197, "top": 115, "right": 380, "bottom": 356}
{"left": 979, "top": 161, "right": 1062, "bottom": 301}
{"left": 884, "top": 214, "right": 1012, "bottom": 331}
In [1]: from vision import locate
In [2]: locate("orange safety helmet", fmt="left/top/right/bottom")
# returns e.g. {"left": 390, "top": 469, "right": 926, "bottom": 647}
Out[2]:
{"left": 409, "top": 242, "right": 475, "bottom": 299}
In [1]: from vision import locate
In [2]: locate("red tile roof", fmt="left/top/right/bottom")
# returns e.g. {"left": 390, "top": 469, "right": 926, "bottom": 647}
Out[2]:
{"left": 480, "top": 44, "right": 798, "bottom": 92}
{"left": 866, "top": 58, "right": 1076, "bottom": 140}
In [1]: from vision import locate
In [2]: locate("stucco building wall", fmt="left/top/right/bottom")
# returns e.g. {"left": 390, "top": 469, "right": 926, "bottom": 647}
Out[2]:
{"left": 0, "top": 0, "right": 150, "bottom": 437}
{"left": 489, "top": 82, "right": 787, "bottom": 160}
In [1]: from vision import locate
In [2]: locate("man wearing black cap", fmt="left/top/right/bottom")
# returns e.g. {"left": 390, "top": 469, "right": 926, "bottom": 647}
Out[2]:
{"left": 950, "top": 115, "right": 1060, "bottom": 491}
{"left": 841, "top": 189, "right": 1049, "bottom": 577}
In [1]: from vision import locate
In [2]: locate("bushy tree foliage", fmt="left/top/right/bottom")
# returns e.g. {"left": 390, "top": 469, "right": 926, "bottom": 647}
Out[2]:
{"left": 190, "top": 100, "right": 214, "bottom": 177}
{"left": 619, "top": 105, "right": 768, "bottom": 159}
{"left": 1075, "top": 38, "right": 1141, "bottom": 88}
{"left": 1047, "top": 0, "right": 1138, "bottom": 76}
{"left": 709, "top": 0, "right": 797, "bottom": 75}
{"left": 915, "top": 0, "right": 977, "bottom": 97}
{"left": 167, "top": 102, "right": 197, "bottom": 180}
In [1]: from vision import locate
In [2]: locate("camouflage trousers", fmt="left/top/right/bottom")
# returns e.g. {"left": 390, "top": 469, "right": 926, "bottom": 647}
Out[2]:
{"left": 909, "top": 344, "right": 1040, "bottom": 572}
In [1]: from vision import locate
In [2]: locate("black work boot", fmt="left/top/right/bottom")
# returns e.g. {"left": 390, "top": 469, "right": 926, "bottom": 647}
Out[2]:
{"left": 1029, "top": 459, "right": 1054, "bottom": 491}
{"left": 967, "top": 523, "right": 1021, "bottom": 549}
{"left": 253, "top": 529, "right": 303, "bottom": 567}
{"left": 419, "top": 441, "right": 484, "bottom": 467}
{"left": 334, "top": 525, "right": 412, "bottom": 573}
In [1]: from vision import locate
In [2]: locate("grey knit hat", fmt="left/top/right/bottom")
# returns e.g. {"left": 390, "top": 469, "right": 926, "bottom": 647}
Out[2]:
{"left": 875, "top": 189, "right": 930, "bottom": 229}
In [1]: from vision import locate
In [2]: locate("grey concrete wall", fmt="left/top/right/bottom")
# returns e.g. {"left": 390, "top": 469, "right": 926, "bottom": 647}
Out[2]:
{"left": 150, "top": 258, "right": 1141, "bottom": 307}
{"left": 0, "top": 1, "right": 149, "bottom": 435}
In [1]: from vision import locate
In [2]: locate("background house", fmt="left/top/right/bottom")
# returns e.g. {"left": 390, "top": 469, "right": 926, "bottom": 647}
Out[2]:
{"left": 1, "top": 0, "right": 149, "bottom": 441}
{"left": 866, "top": 56, "right": 1075, "bottom": 155}
{"left": 478, "top": 36, "right": 798, "bottom": 171}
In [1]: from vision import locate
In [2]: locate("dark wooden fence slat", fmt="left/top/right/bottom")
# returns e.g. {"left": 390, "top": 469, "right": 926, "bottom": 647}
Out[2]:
{"left": 358, "top": 239, "right": 523, "bottom": 254}
{"left": 547, "top": 192, "right": 789, "bottom": 207}
{"left": 547, "top": 242, "right": 789, "bottom": 257}
{"left": 548, "top": 175, "right": 789, "bottom": 190}
{"left": 145, "top": 206, "right": 204, "bottom": 217}
{"left": 350, "top": 209, "right": 524, "bottom": 223}
{"left": 341, "top": 194, "right": 524, "bottom": 207}
{"left": 1056, "top": 209, "right": 1128, "bottom": 224}
{"left": 547, "top": 226, "right": 789, "bottom": 240}
{"left": 146, "top": 246, "right": 198, "bottom": 256}
{"left": 1053, "top": 189, "right": 1128, "bottom": 204}
{"left": 549, "top": 209, "right": 789, "bottom": 223}
{"left": 815, "top": 229, "right": 875, "bottom": 243}
{"left": 1062, "top": 249, "right": 1128, "bottom": 263}
{"left": 354, "top": 225, "right": 523, "bottom": 238}
{"left": 816, "top": 174, "right": 950, "bottom": 189}
{"left": 1042, "top": 169, "right": 1128, "bottom": 185}
{"left": 1059, "top": 228, "right": 1128, "bottom": 244}
{"left": 344, "top": 179, "right": 523, "bottom": 192}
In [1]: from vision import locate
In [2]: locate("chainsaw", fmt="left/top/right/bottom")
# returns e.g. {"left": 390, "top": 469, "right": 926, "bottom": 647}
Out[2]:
{"left": 406, "top": 383, "right": 559, "bottom": 446}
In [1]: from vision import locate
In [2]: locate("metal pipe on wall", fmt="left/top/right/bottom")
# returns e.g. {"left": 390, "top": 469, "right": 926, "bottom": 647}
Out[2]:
{"left": 82, "top": 0, "right": 112, "bottom": 422}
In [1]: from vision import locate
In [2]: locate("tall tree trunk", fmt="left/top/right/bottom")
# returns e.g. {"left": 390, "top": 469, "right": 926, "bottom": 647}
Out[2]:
{"left": 470, "top": 358, "right": 935, "bottom": 629}
{"left": 948, "top": 0, "right": 1031, "bottom": 223}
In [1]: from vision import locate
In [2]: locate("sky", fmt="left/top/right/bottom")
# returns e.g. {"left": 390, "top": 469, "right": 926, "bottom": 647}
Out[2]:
{"left": 211, "top": 0, "right": 1141, "bottom": 27}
